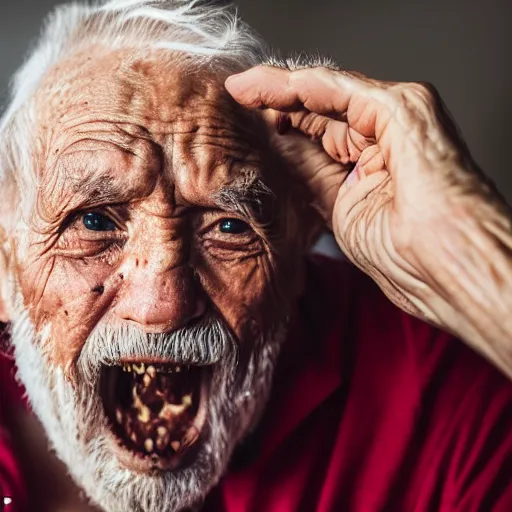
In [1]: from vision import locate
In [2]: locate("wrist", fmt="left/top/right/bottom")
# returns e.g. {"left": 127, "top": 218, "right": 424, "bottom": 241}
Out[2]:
{"left": 405, "top": 189, "right": 512, "bottom": 374}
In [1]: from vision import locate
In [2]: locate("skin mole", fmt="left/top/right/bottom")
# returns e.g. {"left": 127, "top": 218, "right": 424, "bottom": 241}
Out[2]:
{"left": 92, "top": 284, "right": 105, "bottom": 295}
{"left": 15, "top": 49, "right": 298, "bottom": 385}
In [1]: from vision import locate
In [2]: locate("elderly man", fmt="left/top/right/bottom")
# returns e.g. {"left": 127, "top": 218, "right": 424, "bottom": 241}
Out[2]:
{"left": 0, "top": 0, "right": 511, "bottom": 511}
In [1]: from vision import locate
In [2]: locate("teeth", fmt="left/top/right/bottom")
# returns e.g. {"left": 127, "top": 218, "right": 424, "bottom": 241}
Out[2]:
{"left": 144, "top": 438, "right": 154, "bottom": 453}
{"left": 110, "top": 362, "right": 201, "bottom": 457}
{"left": 156, "top": 426, "right": 168, "bottom": 451}
{"left": 133, "top": 363, "right": 145, "bottom": 374}
{"left": 137, "top": 405, "right": 151, "bottom": 423}
{"left": 121, "top": 362, "right": 187, "bottom": 374}
{"left": 160, "top": 401, "right": 188, "bottom": 420}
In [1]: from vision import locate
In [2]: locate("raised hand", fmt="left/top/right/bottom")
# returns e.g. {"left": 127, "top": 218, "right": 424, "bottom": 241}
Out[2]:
{"left": 226, "top": 65, "right": 512, "bottom": 378}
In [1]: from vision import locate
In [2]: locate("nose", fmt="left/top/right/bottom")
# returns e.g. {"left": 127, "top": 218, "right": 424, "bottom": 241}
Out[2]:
{"left": 114, "top": 264, "right": 205, "bottom": 333}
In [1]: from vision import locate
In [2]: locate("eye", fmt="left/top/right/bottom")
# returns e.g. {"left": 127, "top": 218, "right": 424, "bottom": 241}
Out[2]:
{"left": 219, "top": 218, "right": 251, "bottom": 234}
{"left": 82, "top": 212, "right": 117, "bottom": 232}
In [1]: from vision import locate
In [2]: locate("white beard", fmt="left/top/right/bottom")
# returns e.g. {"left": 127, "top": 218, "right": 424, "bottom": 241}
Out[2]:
{"left": 11, "top": 309, "right": 286, "bottom": 512}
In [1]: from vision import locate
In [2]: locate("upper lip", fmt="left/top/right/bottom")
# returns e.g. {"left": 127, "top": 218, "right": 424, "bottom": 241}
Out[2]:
{"left": 116, "top": 357, "right": 216, "bottom": 366}
{"left": 118, "top": 357, "right": 183, "bottom": 364}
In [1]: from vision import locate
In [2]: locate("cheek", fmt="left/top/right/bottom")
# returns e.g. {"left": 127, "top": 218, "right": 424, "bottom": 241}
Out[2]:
{"left": 19, "top": 253, "right": 118, "bottom": 372}
{"left": 196, "top": 252, "right": 291, "bottom": 341}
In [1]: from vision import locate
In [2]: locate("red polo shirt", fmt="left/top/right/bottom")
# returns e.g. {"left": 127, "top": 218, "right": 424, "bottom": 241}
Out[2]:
{"left": 2, "top": 257, "right": 512, "bottom": 511}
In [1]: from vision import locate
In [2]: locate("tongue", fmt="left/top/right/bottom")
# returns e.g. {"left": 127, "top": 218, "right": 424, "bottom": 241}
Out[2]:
{"left": 111, "top": 363, "right": 201, "bottom": 456}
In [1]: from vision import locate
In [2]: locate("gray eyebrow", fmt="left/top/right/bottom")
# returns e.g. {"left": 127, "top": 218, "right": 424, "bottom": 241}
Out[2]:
{"left": 214, "top": 172, "right": 276, "bottom": 227}
{"left": 68, "top": 173, "right": 129, "bottom": 205}
{"left": 36, "top": 172, "right": 132, "bottom": 226}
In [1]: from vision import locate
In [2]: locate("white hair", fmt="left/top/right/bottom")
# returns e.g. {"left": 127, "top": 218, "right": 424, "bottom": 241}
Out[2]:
{"left": 11, "top": 305, "right": 285, "bottom": 511}
{"left": 0, "top": 0, "right": 267, "bottom": 236}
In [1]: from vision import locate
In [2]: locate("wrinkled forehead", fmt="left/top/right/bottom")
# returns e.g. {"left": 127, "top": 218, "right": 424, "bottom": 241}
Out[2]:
{"left": 37, "top": 47, "right": 257, "bottom": 135}
{"left": 32, "top": 48, "right": 273, "bottom": 216}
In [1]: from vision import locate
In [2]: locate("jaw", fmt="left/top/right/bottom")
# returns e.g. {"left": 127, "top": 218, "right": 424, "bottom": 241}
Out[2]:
{"left": 10, "top": 305, "right": 288, "bottom": 512}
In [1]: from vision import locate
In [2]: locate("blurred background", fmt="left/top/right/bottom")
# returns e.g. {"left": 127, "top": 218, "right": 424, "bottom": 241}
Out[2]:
{"left": 0, "top": 0, "right": 510, "bottom": 204}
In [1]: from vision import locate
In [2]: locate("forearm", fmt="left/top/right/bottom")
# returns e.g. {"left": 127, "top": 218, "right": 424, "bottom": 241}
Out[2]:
{"left": 411, "top": 184, "right": 512, "bottom": 378}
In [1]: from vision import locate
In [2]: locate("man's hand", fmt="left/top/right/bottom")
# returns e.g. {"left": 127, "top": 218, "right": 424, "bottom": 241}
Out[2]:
{"left": 226, "top": 65, "right": 512, "bottom": 378}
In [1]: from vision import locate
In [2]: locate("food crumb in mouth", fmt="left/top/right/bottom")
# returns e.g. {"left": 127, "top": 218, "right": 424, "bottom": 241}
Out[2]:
{"left": 101, "top": 362, "right": 204, "bottom": 459}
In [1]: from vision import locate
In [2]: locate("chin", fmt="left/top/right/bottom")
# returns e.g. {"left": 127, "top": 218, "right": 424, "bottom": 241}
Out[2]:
{"left": 10, "top": 311, "right": 287, "bottom": 512}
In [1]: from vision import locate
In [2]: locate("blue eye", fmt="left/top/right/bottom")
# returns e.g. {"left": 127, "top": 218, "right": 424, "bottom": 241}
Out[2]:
{"left": 219, "top": 218, "right": 250, "bottom": 234}
{"left": 82, "top": 212, "right": 117, "bottom": 232}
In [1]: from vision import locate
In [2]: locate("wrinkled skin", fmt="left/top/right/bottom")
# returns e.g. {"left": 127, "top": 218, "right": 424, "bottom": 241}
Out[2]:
{"left": 4, "top": 54, "right": 512, "bottom": 510}
{"left": 17, "top": 51, "right": 309, "bottom": 377}
{"left": 2, "top": 52, "right": 316, "bottom": 510}
{"left": 226, "top": 65, "right": 512, "bottom": 378}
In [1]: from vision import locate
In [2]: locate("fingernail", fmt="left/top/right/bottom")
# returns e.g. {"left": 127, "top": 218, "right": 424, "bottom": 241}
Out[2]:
{"left": 225, "top": 73, "right": 243, "bottom": 86}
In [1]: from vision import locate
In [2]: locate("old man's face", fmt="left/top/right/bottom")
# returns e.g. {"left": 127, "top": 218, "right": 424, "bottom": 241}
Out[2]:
{"left": 7, "top": 48, "right": 306, "bottom": 511}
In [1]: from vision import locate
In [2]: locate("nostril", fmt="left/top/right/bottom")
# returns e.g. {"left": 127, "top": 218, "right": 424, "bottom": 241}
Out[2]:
{"left": 191, "top": 298, "right": 206, "bottom": 321}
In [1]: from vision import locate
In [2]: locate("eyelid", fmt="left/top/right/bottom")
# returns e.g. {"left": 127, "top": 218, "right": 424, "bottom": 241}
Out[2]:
{"left": 62, "top": 206, "right": 127, "bottom": 233}
{"left": 218, "top": 218, "right": 251, "bottom": 234}
{"left": 197, "top": 215, "right": 253, "bottom": 238}
{"left": 93, "top": 206, "right": 128, "bottom": 228}
{"left": 55, "top": 210, "right": 128, "bottom": 257}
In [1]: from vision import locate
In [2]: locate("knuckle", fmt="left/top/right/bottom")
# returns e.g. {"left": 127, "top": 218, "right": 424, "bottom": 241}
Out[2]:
{"left": 291, "top": 66, "right": 323, "bottom": 84}
{"left": 343, "top": 69, "right": 369, "bottom": 80}
{"left": 409, "top": 81, "right": 439, "bottom": 104}
{"left": 387, "top": 81, "right": 441, "bottom": 118}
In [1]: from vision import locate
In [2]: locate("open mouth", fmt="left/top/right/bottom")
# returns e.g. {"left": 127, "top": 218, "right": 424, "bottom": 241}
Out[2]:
{"left": 100, "top": 361, "right": 210, "bottom": 470}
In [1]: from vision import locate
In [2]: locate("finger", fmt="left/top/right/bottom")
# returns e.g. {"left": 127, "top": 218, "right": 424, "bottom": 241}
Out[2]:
{"left": 357, "top": 145, "right": 386, "bottom": 175}
{"left": 263, "top": 118, "right": 351, "bottom": 220}
{"left": 226, "top": 65, "right": 375, "bottom": 114}
{"left": 226, "top": 65, "right": 390, "bottom": 139}
{"left": 265, "top": 108, "right": 375, "bottom": 166}
{"left": 226, "top": 66, "right": 306, "bottom": 112}
{"left": 226, "top": 66, "right": 363, "bottom": 117}
{"left": 321, "top": 120, "right": 374, "bottom": 165}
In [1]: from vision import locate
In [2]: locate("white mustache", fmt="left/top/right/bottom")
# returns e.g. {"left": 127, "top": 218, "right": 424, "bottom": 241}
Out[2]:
{"left": 76, "top": 316, "right": 236, "bottom": 384}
